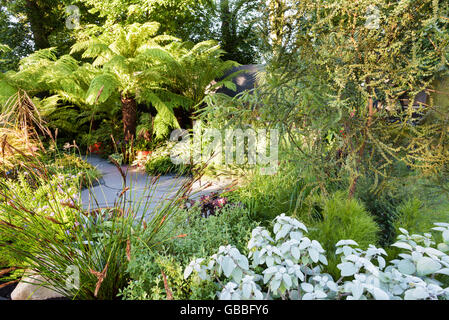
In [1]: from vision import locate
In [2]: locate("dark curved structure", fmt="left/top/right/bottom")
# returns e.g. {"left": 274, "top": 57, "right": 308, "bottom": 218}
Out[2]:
{"left": 213, "top": 64, "right": 265, "bottom": 97}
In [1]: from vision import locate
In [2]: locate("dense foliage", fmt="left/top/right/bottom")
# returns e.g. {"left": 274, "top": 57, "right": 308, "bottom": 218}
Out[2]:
{"left": 1, "top": 0, "right": 449, "bottom": 302}
{"left": 185, "top": 214, "right": 449, "bottom": 300}
{"left": 120, "top": 203, "right": 257, "bottom": 300}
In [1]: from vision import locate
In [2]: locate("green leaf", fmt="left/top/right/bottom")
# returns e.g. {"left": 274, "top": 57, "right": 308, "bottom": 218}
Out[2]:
{"left": 85, "top": 73, "right": 119, "bottom": 105}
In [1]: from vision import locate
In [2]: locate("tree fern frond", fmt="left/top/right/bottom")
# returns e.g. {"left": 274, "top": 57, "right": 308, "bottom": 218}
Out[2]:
{"left": 212, "top": 80, "right": 237, "bottom": 92}
{"left": 85, "top": 73, "right": 120, "bottom": 104}
{"left": 152, "top": 35, "right": 181, "bottom": 44}
{"left": 32, "top": 94, "right": 61, "bottom": 116}
{"left": 139, "top": 90, "right": 180, "bottom": 138}
{"left": 151, "top": 89, "right": 194, "bottom": 110}
{"left": 190, "top": 40, "right": 220, "bottom": 53}
{"left": 104, "top": 55, "right": 129, "bottom": 73}
{"left": 137, "top": 46, "right": 180, "bottom": 66}
{"left": 18, "top": 48, "right": 58, "bottom": 69}
{"left": 0, "top": 79, "right": 18, "bottom": 109}
{"left": 0, "top": 44, "right": 11, "bottom": 53}
{"left": 153, "top": 112, "right": 175, "bottom": 140}
{"left": 83, "top": 42, "right": 112, "bottom": 59}
{"left": 53, "top": 55, "right": 80, "bottom": 74}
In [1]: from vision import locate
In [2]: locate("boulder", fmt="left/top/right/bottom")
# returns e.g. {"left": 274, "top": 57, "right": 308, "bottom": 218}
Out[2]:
{"left": 11, "top": 270, "right": 65, "bottom": 300}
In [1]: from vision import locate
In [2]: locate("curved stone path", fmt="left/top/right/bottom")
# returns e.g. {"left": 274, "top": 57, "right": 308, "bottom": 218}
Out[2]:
{"left": 80, "top": 155, "right": 235, "bottom": 219}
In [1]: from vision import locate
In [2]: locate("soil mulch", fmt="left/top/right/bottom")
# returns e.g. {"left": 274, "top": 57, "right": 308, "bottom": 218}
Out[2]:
{"left": 0, "top": 281, "right": 18, "bottom": 300}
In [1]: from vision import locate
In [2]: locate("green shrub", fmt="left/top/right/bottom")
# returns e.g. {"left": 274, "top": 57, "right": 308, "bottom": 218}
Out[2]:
{"left": 78, "top": 118, "right": 123, "bottom": 156}
{"left": 120, "top": 204, "right": 258, "bottom": 299}
{"left": 120, "top": 248, "right": 219, "bottom": 300}
{"left": 0, "top": 151, "right": 189, "bottom": 299}
{"left": 0, "top": 150, "right": 100, "bottom": 277}
{"left": 224, "top": 161, "right": 316, "bottom": 223}
{"left": 162, "top": 204, "right": 257, "bottom": 261}
{"left": 44, "top": 152, "right": 102, "bottom": 187}
{"left": 384, "top": 197, "right": 449, "bottom": 262}
{"left": 145, "top": 155, "right": 193, "bottom": 176}
{"left": 355, "top": 173, "right": 409, "bottom": 247}
{"left": 306, "top": 192, "right": 379, "bottom": 278}
{"left": 394, "top": 198, "right": 431, "bottom": 235}
{"left": 143, "top": 140, "right": 195, "bottom": 175}
{"left": 0, "top": 167, "right": 134, "bottom": 299}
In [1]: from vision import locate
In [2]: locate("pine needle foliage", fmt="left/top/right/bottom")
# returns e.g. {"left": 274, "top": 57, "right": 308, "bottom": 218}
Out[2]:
{"left": 204, "top": 0, "right": 449, "bottom": 196}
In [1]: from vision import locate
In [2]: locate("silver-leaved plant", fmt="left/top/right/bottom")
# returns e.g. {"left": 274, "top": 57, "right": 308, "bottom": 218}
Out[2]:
{"left": 184, "top": 214, "right": 449, "bottom": 300}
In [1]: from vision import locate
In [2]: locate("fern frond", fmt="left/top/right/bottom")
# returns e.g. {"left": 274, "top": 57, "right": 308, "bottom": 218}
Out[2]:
{"left": 85, "top": 73, "right": 120, "bottom": 104}
{"left": 0, "top": 44, "right": 11, "bottom": 53}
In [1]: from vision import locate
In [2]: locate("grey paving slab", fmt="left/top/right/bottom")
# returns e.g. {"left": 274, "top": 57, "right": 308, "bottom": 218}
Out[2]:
{"left": 79, "top": 155, "right": 235, "bottom": 219}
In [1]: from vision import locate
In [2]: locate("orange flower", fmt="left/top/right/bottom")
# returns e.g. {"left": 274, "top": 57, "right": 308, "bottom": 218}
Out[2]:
{"left": 159, "top": 215, "right": 167, "bottom": 227}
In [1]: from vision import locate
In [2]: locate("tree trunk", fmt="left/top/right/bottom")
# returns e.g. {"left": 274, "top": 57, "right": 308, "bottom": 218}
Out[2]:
{"left": 220, "top": 0, "right": 234, "bottom": 55}
{"left": 121, "top": 95, "right": 137, "bottom": 143}
{"left": 25, "top": 0, "right": 51, "bottom": 50}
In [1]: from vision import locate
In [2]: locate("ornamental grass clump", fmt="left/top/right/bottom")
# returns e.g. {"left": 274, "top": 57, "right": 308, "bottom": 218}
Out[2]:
{"left": 0, "top": 90, "right": 52, "bottom": 172}
{"left": 0, "top": 148, "right": 199, "bottom": 299}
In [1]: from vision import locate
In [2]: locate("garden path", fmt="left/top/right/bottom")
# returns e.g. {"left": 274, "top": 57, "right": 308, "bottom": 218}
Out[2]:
{"left": 80, "top": 155, "right": 235, "bottom": 219}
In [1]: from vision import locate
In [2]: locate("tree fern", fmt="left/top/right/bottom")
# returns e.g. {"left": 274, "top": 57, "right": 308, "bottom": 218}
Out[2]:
{"left": 85, "top": 73, "right": 120, "bottom": 104}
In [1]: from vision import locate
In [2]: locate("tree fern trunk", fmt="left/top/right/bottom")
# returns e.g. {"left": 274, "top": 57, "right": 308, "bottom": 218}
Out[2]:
{"left": 121, "top": 96, "right": 137, "bottom": 143}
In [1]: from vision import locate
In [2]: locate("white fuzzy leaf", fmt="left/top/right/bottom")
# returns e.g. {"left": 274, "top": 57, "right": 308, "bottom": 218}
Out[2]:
{"left": 309, "top": 248, "right": 319, "bottom": 263}
{"left": 397, "top": 259, "right": 416, "bottom": 275}
{"left": 416, "top": 257, "right": 441, "bottom": 276}
{"left": 338, "top": 262, "right": 357, "bottom": 277}
{"left": 184, "top": 265, "right": 193, "bottom": 279}
{"left": 391, "top": 242, "right": 413, "bottom": 251}
{"left": 222, "top": 256, "right": 236, "bottom": 278}
{"left": 301, "top": 283, "right": 314, "bottom": 293}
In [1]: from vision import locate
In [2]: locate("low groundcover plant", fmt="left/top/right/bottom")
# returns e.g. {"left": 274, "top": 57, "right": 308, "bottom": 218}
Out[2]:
{"left": 184, "top": 214, "right": 449, "bottom": 300}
